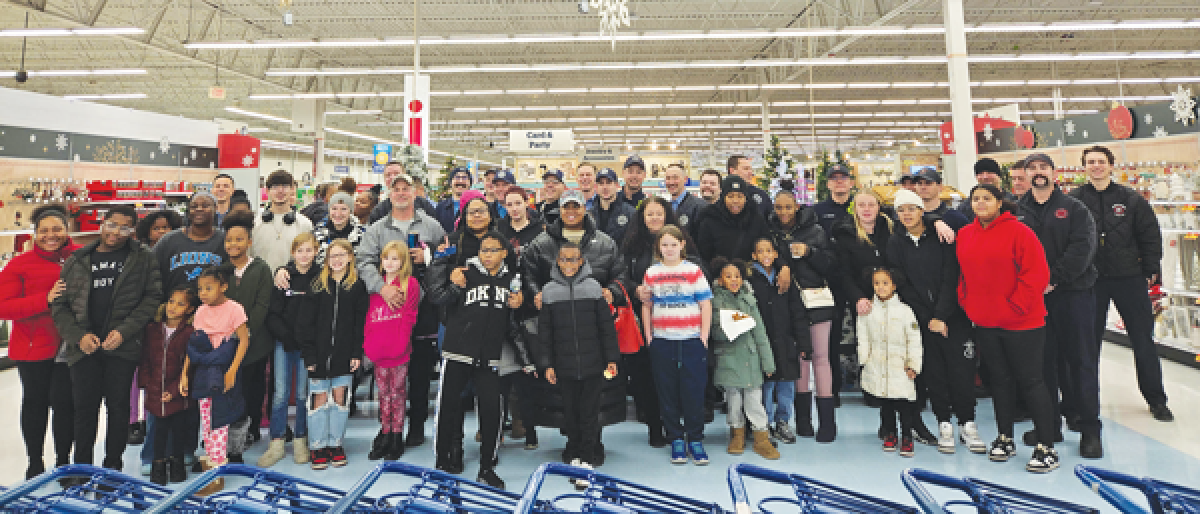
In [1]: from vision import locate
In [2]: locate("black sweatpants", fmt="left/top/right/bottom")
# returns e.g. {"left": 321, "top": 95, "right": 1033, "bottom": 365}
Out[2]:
{"left": 1045, "top": 288, "right": 1102, "bottom": 435}
{"left": 975, "top": 327, "right": 1057, "bottom": 446}
{"left": 1094, "top": 275, "right": 1167, "bottom": 407}
{"left": 880, "top": 398, "right": 917, "bottom": 436}
{"left": 560, "top": 375, "right": 604, "bottom": 464}
{"left": 240, "top": 358, "right": 269, "bottom": 434}
{"left": 621, "top": 348, "right": 662, "bottom": 435}
{"left": 151, "top": 411, "right": 188, "bottom": 461}
{"left": 407, "top": 335, "right": 438, "bottom": 428}
{"left": 920, "top": 325, "right": 977, "bottom": 424}
{"left": 435, "top": 360, "right": 501, "bottom": 468}
{"left": 16, "top": 359, "right": 74, "bottom": 465}
{"left": 70, "top": 353, "right": 138, "bottom": 467}
{"left": 499, "top": 372, "right": 539, "bottom": 435}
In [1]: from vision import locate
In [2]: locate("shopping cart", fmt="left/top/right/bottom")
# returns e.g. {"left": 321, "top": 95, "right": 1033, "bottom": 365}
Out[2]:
{"left": 1075, "top": 465, "right": 1200, "bottom": 514}
{"left": 327, "top": 461, "right": 527, "bottom": 513}
{"left": 902, "top": 468, "right": 1099, "bottom": 514}
{"left": 144, "top": 463, "right": 372, "bottom": 514}
{"left": 513, "top": 462, "right": 728, "bottom": 513}
{"left": 727, "top": 462, "right": 918, "bottom": 513}
{"left": 0, "top": 464, "right": 203, "bottom": 513}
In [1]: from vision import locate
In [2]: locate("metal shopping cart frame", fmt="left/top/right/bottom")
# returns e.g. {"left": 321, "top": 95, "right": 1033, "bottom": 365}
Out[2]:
{"left": 1075, "top": 464, "right": 1200, "bottom": 514}
{"left": 328, "top": 461, "right": 526, "bottom": 513}
{"left": 0, "top": 464, "right": 203, "bottom": 513}
{"left": 902, "top": 468, "right": 1100, "bottom": 514}
{"left": 514, "top": 462, "right": 729, "bottom": 514}
{"left": 145, "top": 463, "right": 370, "bottom": 514}
{"left": 727, "top": 462, "right": 918, "bottom": 513}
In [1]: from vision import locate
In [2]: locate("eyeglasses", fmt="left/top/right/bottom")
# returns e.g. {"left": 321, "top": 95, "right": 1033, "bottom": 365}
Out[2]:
{"left": 102, "top": 221, "right": 134, "bottom": 236}
{"left": 557, "top": 257, "right": 582, "bottom": 263}
{"left": 466, "top": 208, "right": 490, "bottom": 216}
{"left": 479, "top": 247, "right": 505, "bottom": 254}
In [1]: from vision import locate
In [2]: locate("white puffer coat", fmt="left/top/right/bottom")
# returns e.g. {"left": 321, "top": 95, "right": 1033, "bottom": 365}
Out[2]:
{"left": 856, "top": 294, "right": 923, "bottom": 401}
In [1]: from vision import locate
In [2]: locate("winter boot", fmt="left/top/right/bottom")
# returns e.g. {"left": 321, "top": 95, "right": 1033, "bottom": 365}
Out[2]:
{"left": 167, "top": 457, "right": 187, "bottom": 483}
{"left": 795, "top": 392, "right": 815, "bottom": 437}
{"left": 384, "top": 432, "right": 406, "bottom": 460}
{"left": 815, "top": 397, "right": 838, "bottom": 443}
{"left": 752, "top": 430, "right": 781, "bottom": 460}
{"left": 293, "top": 437, "right": 309, "bottom": 464}
{"left": 257, "top": 439, "right": 287, "bottom": 467}
{"left": 726, "top": 427, "right": 746, "bottom": 455}
{"left": 194, "top": 458, "right": 224, "bottom": 496}
{"left": 367, "top": 430, "right": 389, "bottom": 461}
{"left": 149, "top": 459, "right": 168, "bottom": 486}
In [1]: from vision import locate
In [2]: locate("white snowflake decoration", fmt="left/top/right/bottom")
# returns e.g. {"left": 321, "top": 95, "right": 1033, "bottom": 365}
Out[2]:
{"left": 55, "top": 134, "right": 68, "bottom": 151}
{"left": 190, "top": 148, "right": 197, "bottom": 160}
{"left": 982, "top": 123, "right": 993, "bottom": 141}
{"left": 1154, "top": 126, "right": 1169, "bottom": 138}
{"left": 242, "top": 154, "right": 255, "bottom": 167}
{"left": 590, "top": 0, "right": 631, "bottom": 49}
{"left": 150, "top": 152, "right": 156, "bottom": 159}
{"left": 159, "top": 137, "right": 171, "bottom": 153}
{"left": 1144, "top": 113, "right": 1154, "bottom": 124}
{"left": 1082, "top": 129, "right": 1089, "bottom": 139}
{"left": 1169, "top": 85, "right": 1196, "bottom": 125}
{"left": 1064, "top": 119, "right": 1076, "bottom": 136}
{"left": 29, "top": 134, "right": 36, "bottom": 143}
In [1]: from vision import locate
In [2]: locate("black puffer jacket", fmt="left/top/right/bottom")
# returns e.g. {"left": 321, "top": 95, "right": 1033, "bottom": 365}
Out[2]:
{"left": 522, "top": 215, "right": 626, "bottom": 305}
{"left": 747, "top": 265, "right": 810, "bottom": 382}
{"left": 297, "top": 275, "right": 369, "bottom": 379}
{"left": 536, "top": 262, "right": 620, "bottom": 380}
{"left": 1070, "top": 182, "right": 1162, "bottom": 279}
{"left": 695, "top": 175, "right": 771, "bottom": 264}
{"left": 1017, "top": 187, "right": 1098, "bottom": 291}
{"left": 768, "top": 206, "right": 837, "bottom": 322}
{"left": 886, "top": 220, "right": 970, "bottom": 334}
{"left": 833, "top": 213, "right": 896, "bottom": 303}
{"left": 266, "top": 262, "right": 320, "bottom": 353}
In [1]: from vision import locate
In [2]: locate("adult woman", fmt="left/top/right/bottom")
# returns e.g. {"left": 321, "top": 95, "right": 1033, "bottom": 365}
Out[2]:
{"left": 314, "top": 192, "right": 367, "bottom": 266}
{"left": 833, "top": 191, "right": 895, "bottom": 316}
{"left": 767, "top": 189, "right": 839, "bottom": 442}
{"left": 956, "top": 183, "right": 1060, "bottom": 473}
{"left": 695, "top": 175, "right": 770, "bottom": 264}
{"left": 136, "top": 210, "right": 184, "bottom": 248}
{"left": 354, "top": 190, "right": 378, "bottom": 226}
{"left": 0, "top": 205, "right": 79, "bottom": 479}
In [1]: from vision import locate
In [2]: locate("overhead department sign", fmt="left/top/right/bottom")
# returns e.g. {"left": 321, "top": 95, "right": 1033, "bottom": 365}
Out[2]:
{"left": 509, "top": 129, "right": 575, "bottom": 153}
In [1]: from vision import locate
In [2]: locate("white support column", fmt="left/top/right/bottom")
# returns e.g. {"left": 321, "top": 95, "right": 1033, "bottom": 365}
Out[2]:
{"left": 943, "top": 0, "right": 976, "bottom": 190}
{"left": 761, "top": 100, "right": 772, "bottom": 153}
{"left": 312, "top": 99, "right": 326, "bottom": 183}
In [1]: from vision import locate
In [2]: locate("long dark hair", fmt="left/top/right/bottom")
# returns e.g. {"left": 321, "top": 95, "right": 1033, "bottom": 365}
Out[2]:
{"left": 622, "top": 195, "right": 695, "bottom": 254}
{"left": 968, "top": 183, "right": 1018, "bottom": 218}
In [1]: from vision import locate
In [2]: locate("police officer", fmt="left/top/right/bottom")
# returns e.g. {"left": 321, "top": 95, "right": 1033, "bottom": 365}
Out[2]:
{"left": 589, "top": 168, "right": 637, "bottom": 244}
{"left": 726, "top": 154, "right": 773, "bottom": 219}
{"left": 814, "top": 164, "right": 854, "bottom": 236}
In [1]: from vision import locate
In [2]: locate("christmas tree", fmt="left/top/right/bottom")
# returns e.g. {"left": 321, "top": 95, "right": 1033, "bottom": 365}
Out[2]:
{"left": 815, "top": 149, "right": 852, "bottom": 202}
{"left": 429, "top": 156, "right": 457, "bottom": 201}
{"left": 395, "top": 144, "right": 432, "bottom": 191}
{"left": 758, "top": 134, "right": 788, "bottom": 190}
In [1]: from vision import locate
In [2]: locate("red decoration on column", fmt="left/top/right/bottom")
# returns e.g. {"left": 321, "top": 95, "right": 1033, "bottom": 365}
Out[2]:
{"left": 409, "top": 100, "right": 423, "bottom": 113}
{"left": 409, "top": 118, "right": 422, "bottom": 147}
{"left": 1107, "top": 106, "right": 1134, "bottom": 140}
{"left": 216, "top": 134, "right": 261, "bottom": 168}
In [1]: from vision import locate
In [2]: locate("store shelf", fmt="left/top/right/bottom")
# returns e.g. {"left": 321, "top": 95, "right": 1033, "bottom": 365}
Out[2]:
{"left": 79, "top": 199, "right": 168, "bottom": 205}
{"left": 1162, "top": 288, "right": 1200, "bottom": 298}
{"left": 1105, "top": 326, "right": 1200, "bottom": 369}
{"left": 1149, "top": 200, "right": 1200, "bottom": 206}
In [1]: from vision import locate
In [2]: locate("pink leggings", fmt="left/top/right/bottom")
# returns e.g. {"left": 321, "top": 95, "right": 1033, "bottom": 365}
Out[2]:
{"left": 198, "top": 398, "right": 228, "bottom": 465}
{"left": 375, "top": 364, "right": 409, "bottom": 434}
{"left": 796, "top": 320, "right": 834, "bottom": 397}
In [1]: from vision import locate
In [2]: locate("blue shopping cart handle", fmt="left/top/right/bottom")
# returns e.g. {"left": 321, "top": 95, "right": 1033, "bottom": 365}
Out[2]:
{"left": 1074, "top": 465, "right": 1153, "bottom": 514}
{"left": 144, "top": 463, "right": 272, "bottom": 514}
{"left": 329, "top": 461, "right": 453, "bottom": 514}
{"left": 515, "top": 463, "right": 622, "bottom": 514}
{"left": 0, "top": 464, "right": 107, "bottom": 507}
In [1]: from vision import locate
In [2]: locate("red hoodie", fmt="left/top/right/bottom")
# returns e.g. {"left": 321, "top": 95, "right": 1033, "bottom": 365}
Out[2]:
{"left": 956, "top": 211, "right": 1050, "bottom": 331}
{"left": 0, "top": 239, "right": 80, "bottom": 361}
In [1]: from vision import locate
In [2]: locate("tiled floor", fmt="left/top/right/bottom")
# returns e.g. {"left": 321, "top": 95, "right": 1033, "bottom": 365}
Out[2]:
{"left": 0, "top": 341, "right": 1196, "bottom": 512}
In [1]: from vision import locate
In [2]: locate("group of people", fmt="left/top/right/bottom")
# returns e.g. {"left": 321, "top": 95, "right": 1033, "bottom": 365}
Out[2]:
{"left": 0, "top": 144, "right": 1173, "bottom": 495}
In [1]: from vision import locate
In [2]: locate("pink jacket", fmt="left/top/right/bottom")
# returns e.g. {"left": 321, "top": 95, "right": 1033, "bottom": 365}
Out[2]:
{"left": 363, "top": 275, "right": 421, "bottom": 368}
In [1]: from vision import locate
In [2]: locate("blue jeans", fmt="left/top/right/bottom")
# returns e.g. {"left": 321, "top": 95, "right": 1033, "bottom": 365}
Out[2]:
{"left": 762, "top": 380, "right": 795, "bottom": 423}
{"left": 648, "top": 337, "right": 707, "bottom": 442}
{"left": 140, "top": 413, "right": 156, "bottom": 465}
{"left": 270, "top": 342, "right": 308, "bottom": 440}
{"left": 307, "top": 375, "right": 352, "bottom": 450}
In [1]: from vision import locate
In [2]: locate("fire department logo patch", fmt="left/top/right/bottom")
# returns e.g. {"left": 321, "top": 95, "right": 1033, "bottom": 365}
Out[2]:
{"left": 1112, "top": 203, "right": 1127, "bottom": 217}
{"left": 1055, "top": 208, "right": 1068, "bottom": 219}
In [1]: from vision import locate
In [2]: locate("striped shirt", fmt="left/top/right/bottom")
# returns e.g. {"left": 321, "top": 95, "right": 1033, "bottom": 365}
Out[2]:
{"left": 644, "top": 261, "right": 713, "bottom": 340}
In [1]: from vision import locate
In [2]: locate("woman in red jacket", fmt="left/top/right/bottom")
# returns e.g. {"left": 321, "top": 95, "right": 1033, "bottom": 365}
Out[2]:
{"left": 0, "top": 205, "right": 80, "bottom": 479}
{"left": 956, "top": 183, "right": 1060, "bottom": 474}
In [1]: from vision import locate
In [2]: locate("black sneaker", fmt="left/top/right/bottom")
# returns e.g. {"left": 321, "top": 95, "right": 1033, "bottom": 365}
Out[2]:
{"left": 989, "top": 435, "right": 1016, "bottom": 462}
{"left": 648, "top": 429, "right": 668, "bottom": 448}
{"left": 767, "top": 423, "right": 780, "bottom": 441}
{"left": 329, "top": 446, "right": 348, "bottom": 467}
{"left": 1026, "top": 444, "right": 1060, "bottom": 473}
{"left": 775, "top": 421, "right": 797, "bottom": 444}
{"left": 1150, "top": 404, "right": 1175, "bottom": 422}
{"left": 405, "top": 429, "right": 426, "bottom": 448}
{"left": 910, "top": 423, "right": 937, "bottom": 447}
{"left": 524, "top": 429, "right": 539, "bottom": 450}
{"left": 477, "top": 467, "right": 505, "bottom": 490}
{"left": 1022, "top": 429, "right": 1064, "bottom": 447}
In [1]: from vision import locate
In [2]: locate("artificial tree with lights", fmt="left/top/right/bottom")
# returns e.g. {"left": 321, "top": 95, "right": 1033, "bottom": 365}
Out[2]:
{"left": 430, "top": 155, "right": 458, "bottom": 201}
{"left": 815, "top": 149, "right": 852, "bottom": 202}
{"left": 758, "top": 134, "right": 789, "bottom": 190}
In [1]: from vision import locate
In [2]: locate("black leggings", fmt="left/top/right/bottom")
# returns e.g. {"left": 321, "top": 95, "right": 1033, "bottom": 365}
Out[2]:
{"left": 974, "top": 326, "right": 1057, "bottom": 447}
{"left": 880, "top": 398, "right": 917, "bottom": 436}
{"left": 70, "top": 353, "right": 138, "bottom": 466}
{"left": 16, "top": 359, "right": 74, "bottom": 465}
{"left": 241, "top": 358, "right": 269, "bottom": 431}
{"left": 151, "top": 411, "right": 188, "bottom": 461}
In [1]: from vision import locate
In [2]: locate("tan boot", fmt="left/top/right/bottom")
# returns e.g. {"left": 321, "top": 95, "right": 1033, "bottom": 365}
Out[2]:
{"left": 727, "top": 427, "right": 746, "bottom": 455}
{"left": 752, "top": 430, "right": 781, "bottom": 460}
{"left": 293, "top": 437, "right": 309, "bottom": 464}
{"left": 256, "top": 439, "right": 286, "bottom": 467}
{"left": 194, "top": 457, "right": 225, "bottom": 496}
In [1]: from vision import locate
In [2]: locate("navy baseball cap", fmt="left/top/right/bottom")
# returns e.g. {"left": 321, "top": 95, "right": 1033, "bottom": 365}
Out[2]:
{"left": 827, "top": 164, "right": 851, "bottom": 178}
{"left": 493, "top": 169, "right": 516, "bottom": 184}
{"left": 898, "top": 173, "right": 916, "bottom": 185}
{"left": 915, "top": 167, "right": 942, "bottom": 184}
{"left": 595, "top": 168, "right": 619, "bottom": 182}
{"left": 624, "top": 155, "right": 646, "bottom": 170}
{"left": 542, "top": 169, "right": 564, "bottom": 182}
{"left": 450, "top": 167, "right": 473, "bottom": 182}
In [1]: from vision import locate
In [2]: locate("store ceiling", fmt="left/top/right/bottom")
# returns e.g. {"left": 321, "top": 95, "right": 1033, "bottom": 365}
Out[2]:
{"left": 2, "top": 0, "right": 1199, "bottom": 162}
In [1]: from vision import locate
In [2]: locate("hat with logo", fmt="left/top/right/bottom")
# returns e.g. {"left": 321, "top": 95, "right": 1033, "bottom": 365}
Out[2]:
{"left": 542, "top": 169, "right": 564, "bottom": 182}
{"left": 493, "top": 169, "right": 516, "bottom": 184}
{"left": 624, "top": 155, "right": 646, "bottom": 170}
{"left": 596, "top": 168, "right": 619, "bottom": 182}
{"left": 560, "top": 190, "right": 585, "bottom": 206}
{"left": 827, "top": 164, "right": 851, "bottom": 179}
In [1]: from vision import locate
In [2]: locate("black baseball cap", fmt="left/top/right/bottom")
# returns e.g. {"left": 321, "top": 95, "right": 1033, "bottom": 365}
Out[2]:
{"left": 493, "top": 169, "right": 516, "bottom": 184}
{"left": 624, "top": 155, "right": 646, "bottom": 170}
{"left": 898, "top": 173, "right": 917, "bottom": 185}
{"left": 542, "top": 169, "right": 564, "bottom": 182}
{"left": 827, "top": 164, "right": 851, "bottom": 179}
{"left": 915, "top": 167, "right": 942, "bottom": 184}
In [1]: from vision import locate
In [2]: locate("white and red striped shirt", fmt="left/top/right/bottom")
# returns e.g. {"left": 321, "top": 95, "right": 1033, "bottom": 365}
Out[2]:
{"left": 644, "top": 261, "right": 712, "bottom": 340}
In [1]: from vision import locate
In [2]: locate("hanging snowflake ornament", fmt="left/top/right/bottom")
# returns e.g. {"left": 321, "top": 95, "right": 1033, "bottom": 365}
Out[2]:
{"left": 590, "top": 0, "right": 631, "bottom": 49}
{"left": 55, "top": 134, "right": 68, "bottom": 151}
{"left": 982, "top": 123, "right": 993, "bottom": 141}
{"left": 159, "top": 137, "right": 171, "bottom": 154}
{"left": 242, "top": 154, "right": 255, "bottom": 167}
{"left": 1169, "top": 85, "right": 1196, "bottom": 125}
{"left": 1154, "top": 126, "right": 1169, "bottom": 138}
{"left": 1064, "top": 119, "right": 1076, "bottom": 136}
{"left": 1144, "top": 113, "right": 1154, "bottom": 125}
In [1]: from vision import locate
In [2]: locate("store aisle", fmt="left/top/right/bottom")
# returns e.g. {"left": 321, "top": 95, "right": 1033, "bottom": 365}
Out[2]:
{"left": 0, "top": 341, "right": 1195, "bottom": 511}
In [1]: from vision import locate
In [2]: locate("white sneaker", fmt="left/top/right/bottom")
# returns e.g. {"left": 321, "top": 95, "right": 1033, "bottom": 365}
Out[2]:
{"left": 572, "top": 460, "right": 593, "bottom": 490}
{"left": 937, "top": 422, "right": 956, "bottom": 454}
{"left": 960, "top": 421, "right": 986, "bottom": 454}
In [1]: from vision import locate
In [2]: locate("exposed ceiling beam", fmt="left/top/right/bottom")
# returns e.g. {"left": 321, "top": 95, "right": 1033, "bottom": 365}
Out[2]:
{"left": 83, "top": 0, "right": 105, "bottom": 26}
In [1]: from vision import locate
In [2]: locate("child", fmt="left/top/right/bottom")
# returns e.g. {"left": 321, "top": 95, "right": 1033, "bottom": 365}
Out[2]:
{"left": 297, "top": 239, "right": 369, "bottom": 471}
{"left": 709, "top": 257, "right": 779, "bottom": 461}
{"left": 181, "top": 266, "right": 249, "bottom": 496}
{"left": 140, "top": 285, "right": 198, "bottom": 485}
{"left": 432, "top": 231, "right": 523, "bottom": 490}
{"left": 220, "top": 210, "right": 273, "bottom": 463}
{"left": 856, "top": 268, "right": 923, "bottom": 457}
{"left": 259, "top": 232, "right": 320, "bottom": 468}
{"left": 364, "top": 241, "right": 421, "bottom": 461}
{"left": 536, "top": 242, "right": 620, "bottom": 483}
{"left": 747, "top": 238, "right": 812, "bottom": 443}
{"left": 641, "top": 225, "right": 713, "bottom": 466}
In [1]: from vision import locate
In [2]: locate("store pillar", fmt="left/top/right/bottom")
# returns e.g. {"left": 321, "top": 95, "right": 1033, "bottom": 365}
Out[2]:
{"left": 943, "top": 0, "right": 977, "bottom": 190}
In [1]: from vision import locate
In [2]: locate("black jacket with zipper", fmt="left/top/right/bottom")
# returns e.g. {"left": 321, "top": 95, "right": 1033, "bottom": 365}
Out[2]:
{"left": 536, "top": 262, "right": 620, "bottom": 380}
{"left": 1017, "top": 187, "right": 1098, "bottom": 291}
{"left": 1070, "top": 181, "right": 1162, "bottom": 279}
{"left": 438, "top": 256, "right": 520, "bottom": 368}
{"left": 266, "top": 262, "right": 320, "bottom": 353}
{"left": 832, "top": 213, "right": 895, "bottom": 303}
{"left": 588, "top": 199, "right": 637, "bottom": 247}
{"left": 522, "top": 215, "right": 626, "bottom": 305}
{"left": 694, "top": 179, "right": 771, "bottom": 264}
{"left": 747, "top": 265, "right": 810, "bottom": 382}
{"left": 297, "top": 275, "right": 369, "bottom": 378}
{"left": 767, "top": 207, "right": 837, "bottom": 322}
{"left": 886, "top": 219, "right": 971, "bottom": 333}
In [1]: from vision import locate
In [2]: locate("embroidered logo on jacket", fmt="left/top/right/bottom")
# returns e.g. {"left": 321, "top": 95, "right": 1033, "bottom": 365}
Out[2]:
{"left": 1112, "top": 203, "right": 1127, "bottom": 217}
{"left": 1055, "top": 208, "right": 1068, "bottom": 219}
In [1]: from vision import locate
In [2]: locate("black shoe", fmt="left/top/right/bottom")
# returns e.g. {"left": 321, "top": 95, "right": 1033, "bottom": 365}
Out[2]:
{"left": 168, "top": 457, "right": 187, "bottom": 483}
{"left": 192, "top": 460, "right": 204, "bottom": 473}
{"left": 477, "top": 467, "right": 505, "bottom": 490}
{"left": 383, "top": 432, "right": 406, "bottom": 461}
{"left": 988, "top": 435, "right": 1016, "bottom": 462}
{"left": 1022, "top": 429, "right": 1064, "bottom": 447}
{"left": 405, "top": 426, "right": 426, "bottom": 447}
{"left": 101, "top": 456, "right": 123, "bottom": 472}
{"left": 1150, "top": 404, "right": 1175, "bottom": 422}
{"left": 227, "top": 453, "right": 244, "bottom": 464}
{"left": 1079, "top": 432, "right": 1103, "bottom": 459}
{"left": 59, "top": 476, "right": 88, "bottom": 490}
{"left": 1026, "top": 444, "right": 1060, "bottom": 473}
{"left": 910, "top": 417, "right": 936, "bottom": 447}
{"left": 592, "top": 442, "right": 606, "bottom": 467}
{"left": 368, "top": 430, "right": 389, "bottom": 461}
{"left": 525, "top": 429, "right": 540, "bottom": 450}
{"left": 245, "top": 429, "right": 261, "bottom": 447}
{"left": 1065, "top": 416, "right": 1082, "bottom": 433}
{"left": 648, "top": 427, "right": 668, "bottom": 448}
{"left": 127, "top": 422, "right": 145, "bottom": 445}
{"left": 705, "top": 408, "right": 715, "bottom": 424}
{"left": 150, "top": 460, "right": 168, "bottom": 486}
{"left": 25, "top": 461, "right": 45, "bottom": 480}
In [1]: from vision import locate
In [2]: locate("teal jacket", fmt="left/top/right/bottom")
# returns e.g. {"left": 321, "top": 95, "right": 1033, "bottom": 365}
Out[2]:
{"left": 711, "top": 284, "right": 775, "bottom": 389}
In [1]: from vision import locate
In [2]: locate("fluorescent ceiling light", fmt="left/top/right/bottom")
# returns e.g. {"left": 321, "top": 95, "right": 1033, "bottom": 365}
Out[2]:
{"left": 325, "top": 110, "right": 383, "bottom": 115}
{"left": 62, "top": 93, "right": 146, "bottom": 100}
{"left": 0, "top": 27, "right": 143, "bottom": 37}
{"left": 0, "top": 68, "right": 146, "bottom": 78}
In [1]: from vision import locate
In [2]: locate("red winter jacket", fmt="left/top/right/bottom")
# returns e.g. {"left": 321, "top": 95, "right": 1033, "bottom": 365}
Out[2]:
{"left": 956, "top": 211, "right": 1050, "bottom": 331}
{"left": 0, "top": 240, "right": 80, "bottom": 361}
{"left": 139, "top": 322, "right": 194, "bottom": 418}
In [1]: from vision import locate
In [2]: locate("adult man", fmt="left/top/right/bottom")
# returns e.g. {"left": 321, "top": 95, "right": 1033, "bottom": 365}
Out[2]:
{"left": 576, "top": 162, "right": 598, "bottom": 209}
{"left": 539, "top": 169, "right": 566, "bottom": 225}
{"left": 1010, "top": 158, "right": 1031, "bottom": 198}
{"left": 1016, "top": 152, "right": 1102, "bottom": 459}
{"left": 588, "top": 168, "right": 637, "bottom": 244}
{"left": 357, "top": 172, "right": 447, "bottom": 446}
{"left": 370, "top": 161, "right": 436, "bottom": 223}
{"left": 300, "top": 183, "right": 331, "bottom": 225}
{"left": 253, "top": 170, "right": 314, "bottom": 272}
{"left": 914, "top": 168, "right": 970, "bottom": 231}
{"left": 435, "top": 168, "right": 473, "bottom": 233}
{"left": 698, "top": 169, "right": 722, "bottom": 205}
{"left": 664, "top": 163, "right": 705, "bottom": 233}
{"left": 212, "top": 173, "right": 236, "bottom": 225}
{"left": 814, "top": 164, "right": 855, "bottom": 236}
{"left": 959, "top": 158, "right": 1016, "bottom": 220}
{"left": 492, "top": 169, "right": 518, "bottom": 219}
{"left": 1070, "top": 145, "right": 1172, "bottom": 423}
{"left": 53, "top": 205, "right": 161, "bottom": 475}
{"left": 618, "top": 156, "right": 648, "bottom": 207}
{"left": 726, "top": 154, "right": 773, "bottom": 219}
{"left": 482, "top": 169, "right": 499, "bottom": 205}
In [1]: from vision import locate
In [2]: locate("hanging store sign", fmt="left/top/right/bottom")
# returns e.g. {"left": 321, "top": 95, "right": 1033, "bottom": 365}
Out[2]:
{"left": 578, "top": 146, "right": 620, "bottom": 162}
{"left": 509, "top": 129, "right": 575, "bottom": 153}
{"left": 372, "top": 144, "right": 392, "bottom": 174}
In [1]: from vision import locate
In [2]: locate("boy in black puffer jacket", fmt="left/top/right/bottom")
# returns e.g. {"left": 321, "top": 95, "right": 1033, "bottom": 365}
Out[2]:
{"left": 536, "top": 243, "right": 620, "bottom": 485}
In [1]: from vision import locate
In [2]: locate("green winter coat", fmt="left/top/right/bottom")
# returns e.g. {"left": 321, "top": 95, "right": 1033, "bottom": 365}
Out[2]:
{"left": 711, "top": 284, "right": 775, "bottom": 389}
